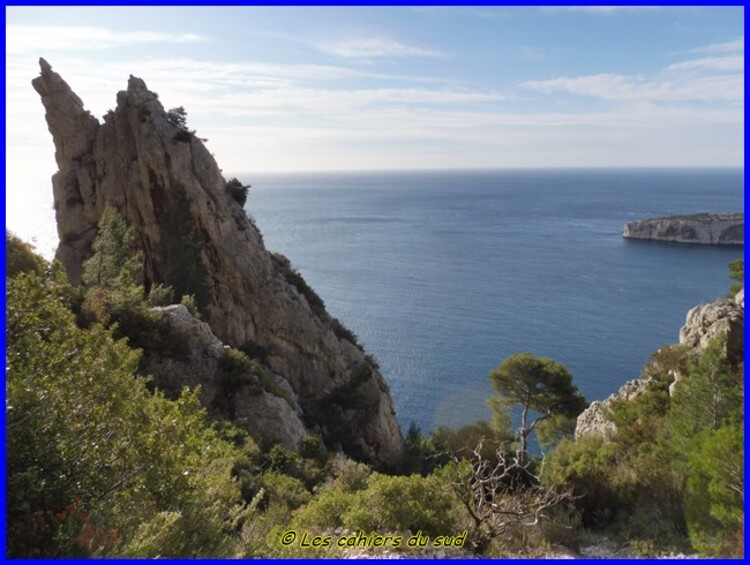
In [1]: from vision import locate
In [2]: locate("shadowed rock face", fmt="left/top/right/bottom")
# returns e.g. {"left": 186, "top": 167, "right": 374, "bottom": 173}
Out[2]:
{"left": 32, "top": 58, "right": 403, "bottom": 468}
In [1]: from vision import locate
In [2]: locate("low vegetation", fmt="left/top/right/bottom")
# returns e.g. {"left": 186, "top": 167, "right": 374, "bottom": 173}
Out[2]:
{"left": 226, "top": 177, "right": 251, "bottom": 207}
{"left": 5, "top": 225, "right": 744, "bottom": 557}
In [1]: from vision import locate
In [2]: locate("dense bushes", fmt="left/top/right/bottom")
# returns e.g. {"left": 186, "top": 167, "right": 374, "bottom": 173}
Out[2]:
{"left": 6, "top": 229, "right": 742, "bottom": 558}
{"left": 6, "top": 231, "right": 47, "bottom": 277}
{"left": 6, "top": 268, "right": 253, "bottom": 557}
{"left": 543, "top": 331, "right": 744, "bottom": 556}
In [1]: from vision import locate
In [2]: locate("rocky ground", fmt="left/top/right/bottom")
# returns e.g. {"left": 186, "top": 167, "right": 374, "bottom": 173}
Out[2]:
{"left": 297, "top": 528, "right": 698, "bottom": 559}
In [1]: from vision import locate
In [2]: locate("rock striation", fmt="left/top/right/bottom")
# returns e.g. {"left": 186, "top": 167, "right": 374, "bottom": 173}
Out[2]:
{"left": 623, "top": 213, "right": 743, "bottom": 245}
{"left": 33, "top": 59, "right": 403, "bottom": 468}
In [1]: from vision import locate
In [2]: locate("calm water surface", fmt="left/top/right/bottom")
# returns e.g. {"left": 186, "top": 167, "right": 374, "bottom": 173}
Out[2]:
{"left": 240, "top": 168, "right": 743, "bottom": 433}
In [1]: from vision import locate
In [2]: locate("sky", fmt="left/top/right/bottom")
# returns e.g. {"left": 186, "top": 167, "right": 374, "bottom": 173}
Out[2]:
{"left": 4, "top": 6, "right": 745, "bottom": 257}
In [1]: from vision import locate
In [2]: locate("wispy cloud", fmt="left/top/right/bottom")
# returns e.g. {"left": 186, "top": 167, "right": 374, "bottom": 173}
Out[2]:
{"left": 523, "top": 72, "right": 742, "bottom": 103}
{"left": 6, "top": 25, "right": 208, "bottom": 53}
{"left": 312, "top": 38, "right": 445, "bottom": 59}
{"left": 681, "top": 37, "right": 744, "bottom": 55}
{"left": 522, "top": 47, "right": 743, "bottom": 104}
{"left": 665, "top": 55, "right": 743, "bottom": 74}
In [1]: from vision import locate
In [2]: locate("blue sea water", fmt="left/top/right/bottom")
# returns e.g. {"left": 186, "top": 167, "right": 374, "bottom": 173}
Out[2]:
{"left": 240, "top": 168, "right": 743, "bottom": 434}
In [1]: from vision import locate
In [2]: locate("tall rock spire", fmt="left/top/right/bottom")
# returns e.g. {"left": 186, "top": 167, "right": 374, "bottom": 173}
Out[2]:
{"left": 33, "top": 59, "right": 403, "bottom": 468}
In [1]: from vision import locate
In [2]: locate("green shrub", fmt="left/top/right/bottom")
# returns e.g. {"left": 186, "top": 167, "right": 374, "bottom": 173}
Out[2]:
{"left": 240, "top": 339, "right": 268, "bottom": 363}
{"left": 685, "top": 424, "right": 744, "bottom": 557}
{"left": 226, "top": 178, "right": 251, "bottom": 207}
{"left": 300, "top": 434, "right": 328, "bottom": 464}
{"left": 538, "top": 505, "right": 585, "bottom": 551}
{"left": 146, "top": 283, "right": 174, "bottom": 307}
{"left": 292, "top": 484, "right": 358, "bottom": 531}
{"left": 324, "top": 453, "right": 371, "bottom": 492}
{"left": 6, "top": 271, "right": 251, "bottom": 557}
{"left": 542, "top": 436, "right": 625, "bottom": 528}
{"left": 166, "top": 106, "right": 188, "bottom": 130}
{"left": 431, "top": 420, "right": 514, "bottom": 466}
{"left": 640, "top": 344, "right": 691, "bottom": 383}
{"left": 263, "top": 445, "right": 325, "bottom": 490}
{"left": 157, "top": 184, "right": 212, "bottom": 318}
{"left": 259, "top": 471, "right": 311, "bottom": 511}
{"left": 343, "top": 472, "right": 459, "bottom": 536}
{"left": 727, "top": 259, "right": 743, "bottom": 296}
{"left": 180, "top": 294, "right": 202, "bottom": 319}
{"left": 215, "top": 349, "right": 260, "bottom": 411}
{"left": 271, "top": 252, "right": 326, "bottom": 317}
{"left": 291, "top": 470, "right": 460, "bottom": 538}
{"left": 6, "top": 231, "right": 47, "bottom": 277}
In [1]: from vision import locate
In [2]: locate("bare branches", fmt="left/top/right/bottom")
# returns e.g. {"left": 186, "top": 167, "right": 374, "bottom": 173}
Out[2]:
{"left": 448, "top": 440, "right": 572, "bottom": 555}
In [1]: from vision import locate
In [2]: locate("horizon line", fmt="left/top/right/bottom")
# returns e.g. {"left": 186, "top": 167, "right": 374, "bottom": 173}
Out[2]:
{"left": 227, "top": 165, "right": 745, "bottom": 176}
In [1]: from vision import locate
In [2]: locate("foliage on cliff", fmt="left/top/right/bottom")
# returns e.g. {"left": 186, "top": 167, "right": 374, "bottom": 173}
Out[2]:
{"left": 728, "top": 258, "right": 743, "bottom": 296}
{"left": 6, "top": 231, "right": 742, "bottom": 558}
{"left": 6, "top": 235, "right": 580, "bottom": 558}
{"left": 6, "top": 261, "right": 253, "bottom": 557}
{"left": 543, "top": 332, "right": 744, "bottom": 557}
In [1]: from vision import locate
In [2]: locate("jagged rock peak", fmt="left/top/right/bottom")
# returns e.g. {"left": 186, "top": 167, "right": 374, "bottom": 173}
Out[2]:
{"left": 33, "top": 60, "right": 404, "bottom": 468}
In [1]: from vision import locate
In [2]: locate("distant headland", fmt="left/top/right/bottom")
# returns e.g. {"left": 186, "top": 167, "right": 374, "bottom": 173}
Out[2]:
{"left": 623, "top": 212, "right": 743, "bottom": 245}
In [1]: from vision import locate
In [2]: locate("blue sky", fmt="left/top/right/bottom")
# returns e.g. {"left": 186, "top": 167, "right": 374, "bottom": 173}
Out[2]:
{"left": 5, "top": 6, "right": 744, "bottom": 255}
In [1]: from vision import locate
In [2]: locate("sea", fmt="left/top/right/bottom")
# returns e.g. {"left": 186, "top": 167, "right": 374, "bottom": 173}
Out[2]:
{"left": 239, "top": 168, "right": 744, "bottom": 434}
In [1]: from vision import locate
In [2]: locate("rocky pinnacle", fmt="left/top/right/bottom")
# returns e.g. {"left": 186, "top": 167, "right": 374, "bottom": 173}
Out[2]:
{"left": 32, "top": 58, "right": 403, "bottom": 468}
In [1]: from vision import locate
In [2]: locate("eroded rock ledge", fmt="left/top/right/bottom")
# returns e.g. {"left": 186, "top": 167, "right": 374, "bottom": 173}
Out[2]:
{"left": 623, "top": 213, "right": 743, "bottom": 245}
{"left": 32, "top": 58, "right": 403, "bottom": 468}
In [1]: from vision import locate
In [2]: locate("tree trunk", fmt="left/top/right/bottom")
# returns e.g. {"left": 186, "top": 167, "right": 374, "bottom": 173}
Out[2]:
{"left": 519, "top": 402, "right": 529, "bottom": 467}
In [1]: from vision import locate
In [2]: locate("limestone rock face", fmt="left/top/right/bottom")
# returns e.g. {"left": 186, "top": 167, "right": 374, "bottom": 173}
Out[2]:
{"left": 33, "top": 59, "right": 403, "bottom": 468}
{"left": 576, "top": 289, "right": 744, "bottom": 438}
{"left": 575, "top": 378, "right": 657, "bottom": 440}
{"left": 679, "top": 290, "right": 744, "bottom": 365}
{"left": 233, "top": 390, "right": 307, "bottom": 451}
{"left": 149, "top": 305, "right": 306, "bottom": 450}
{"left": 623, "top": 213, "right": 743, "bottom": 245}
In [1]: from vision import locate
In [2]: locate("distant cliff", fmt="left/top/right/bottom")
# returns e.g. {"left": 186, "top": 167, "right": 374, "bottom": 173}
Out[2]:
{"left": 32, "top": 58, "right": 403, "bottom": 468}
{"left": 623, "top": 213, "right": 743, "bottom": 245}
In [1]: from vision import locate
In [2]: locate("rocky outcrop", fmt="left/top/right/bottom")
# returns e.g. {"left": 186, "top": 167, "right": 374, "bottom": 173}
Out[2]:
{"left": 575, "top": 378, "right": 657, "bottom": 440}
{"left": 669, "top": 288, "right": 745, "bottom": 394}
{"left": 149, "top": 305, "right": 307, "bottom": 450}
{"left": 623, "top": 213, "right": 743, "bottom": 245}
{"left": 33, "top": 59, "right": 403, "bottom": 468}
{"left": 679, "top": 289, "right": 744, "bottom": 362}
{"left": 576, "top": 289, "right": 744, "bottom": 439}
